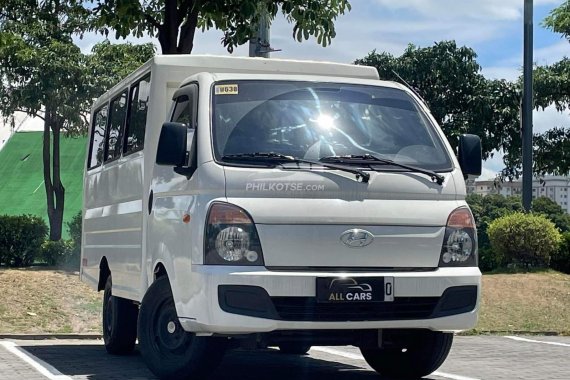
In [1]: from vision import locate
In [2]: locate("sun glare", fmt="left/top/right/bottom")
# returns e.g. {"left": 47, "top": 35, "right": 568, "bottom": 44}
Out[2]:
{"left": 314, "top": 114, "right": 335, "bottom": 130}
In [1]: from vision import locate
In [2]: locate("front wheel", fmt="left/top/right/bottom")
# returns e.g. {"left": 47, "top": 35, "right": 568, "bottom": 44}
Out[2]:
{"left": 360, "top": 330, "right": 453, "bottom": 379}
{"left": 137, "top": 276, "right": 226, "bottom": 380}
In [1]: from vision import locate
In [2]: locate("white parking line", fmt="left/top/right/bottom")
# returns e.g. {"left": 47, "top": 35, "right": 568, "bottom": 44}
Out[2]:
{"left": 430, "top": 372, "right": 482, "bottom": 380}
{"left": 504, "top": 336, "right": 570, "bottom": 347}
{"left": 312, "top": 346, "right": 363, "bottom": 360}
{"left": 0, "top": 341, "right": 73, "bottom": 380}
{"left": 311, "top": 346, "right": 481, "bottom": 380}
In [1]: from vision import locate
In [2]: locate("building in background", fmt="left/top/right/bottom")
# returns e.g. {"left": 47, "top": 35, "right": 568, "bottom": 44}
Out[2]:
{"left": 472, "top": 176, "right": 570, "bottom": 213}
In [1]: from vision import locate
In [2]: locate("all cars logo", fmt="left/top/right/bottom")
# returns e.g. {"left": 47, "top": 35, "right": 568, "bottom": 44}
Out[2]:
{"left": 328, "top": 278, "right": 373, "bottom": 301}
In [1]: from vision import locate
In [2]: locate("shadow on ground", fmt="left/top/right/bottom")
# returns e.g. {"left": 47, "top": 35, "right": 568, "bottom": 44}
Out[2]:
{"left": 21, "top": 344, "right": 439, "bottom": 380}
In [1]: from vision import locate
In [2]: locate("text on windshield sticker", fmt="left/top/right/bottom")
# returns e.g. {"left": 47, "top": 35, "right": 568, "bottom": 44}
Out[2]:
{"left": 215, "top": 84, "right": 239, "bottom": 95}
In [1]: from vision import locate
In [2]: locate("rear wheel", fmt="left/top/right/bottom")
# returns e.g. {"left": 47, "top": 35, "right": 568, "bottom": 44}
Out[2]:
{"left": 102, "top": 276, "right": 138, "bottom": 355}
{"left": 360, "top": 330, "right": 453, "bottom": 379}
{"left": 278, "top": 343, "right": 311, "bottom": 355}
{"left": 138, "top": 276, "right": 226, "bottom": 380}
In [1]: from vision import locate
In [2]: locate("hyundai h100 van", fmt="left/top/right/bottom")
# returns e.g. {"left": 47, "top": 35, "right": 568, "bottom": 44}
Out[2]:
{"left": 81, "top": 55, "right": 482, "bottom": 380}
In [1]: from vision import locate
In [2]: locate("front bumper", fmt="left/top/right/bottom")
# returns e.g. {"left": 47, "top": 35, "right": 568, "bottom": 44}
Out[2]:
{"left": 177, "top": 266, "right": 481, "bottom": 334}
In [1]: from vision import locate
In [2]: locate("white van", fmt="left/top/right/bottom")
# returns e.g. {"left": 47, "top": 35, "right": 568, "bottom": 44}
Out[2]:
{"left": 81, "top": 55, "right": 482, "bottom": 380}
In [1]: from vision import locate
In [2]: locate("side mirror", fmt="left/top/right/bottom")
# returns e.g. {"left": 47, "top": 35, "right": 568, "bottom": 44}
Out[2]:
{"left": 157, "top": 122, "right": 187, "bottom": 166}
{"left": 458, "top": 134, "right": 482, "bottom": 179}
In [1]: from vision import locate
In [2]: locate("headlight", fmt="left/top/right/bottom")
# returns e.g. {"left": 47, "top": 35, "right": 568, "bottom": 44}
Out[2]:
{"left": 215, "top": 226, "right": 250, "bottom": 261}
{"left": 205, "top": 202, "right": 264, "bottom": 266}
{"left": 439, "top": 207, "right": 478, "bottom": 267}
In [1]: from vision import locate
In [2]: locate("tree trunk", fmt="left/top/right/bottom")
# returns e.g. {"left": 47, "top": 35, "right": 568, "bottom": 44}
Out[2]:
{"left": 159, "top": 0, "right": 180, "bottom": 55}
{"left": 157, "top": 0, "right": 200, "bottom": 54}
{"left": 158, "top": 26, "right": 176, "bottom": 54}
{"left": 43, "top": 107, "right": 65, "bottom": 241}
{"left": 178, "top": 6, "right": 200, "bottom": 54}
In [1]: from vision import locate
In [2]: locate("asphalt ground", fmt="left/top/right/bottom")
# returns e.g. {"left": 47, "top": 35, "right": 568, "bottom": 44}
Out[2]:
{"left": 0, "top": 335, "right": 568, "bottom": 380}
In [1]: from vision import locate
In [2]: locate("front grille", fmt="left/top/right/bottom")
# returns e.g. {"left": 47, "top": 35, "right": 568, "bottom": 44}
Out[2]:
{"left": 271, "top": 297, "right": 440, "bottom": 322}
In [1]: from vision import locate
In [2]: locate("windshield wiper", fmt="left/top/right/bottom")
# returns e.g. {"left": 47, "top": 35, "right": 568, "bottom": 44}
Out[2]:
{"left": 222, "top": 152, "right": 370, "bottom": 183}
{"left": 321, "top": 154, "right": 445, "bottom": 185}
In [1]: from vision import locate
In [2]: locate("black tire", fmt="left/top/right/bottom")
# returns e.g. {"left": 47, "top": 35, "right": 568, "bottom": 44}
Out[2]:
{"left": 102, "top": 276, "right": 138, "bottom": 355}
{"left": 278, "top": 343, "right": 311, "bottom": 355}
{"left": 137, "top": 276, "right": 226, "bottom": 380}
{"left": 360, "top": 331, "right": 453, "bottom": 379}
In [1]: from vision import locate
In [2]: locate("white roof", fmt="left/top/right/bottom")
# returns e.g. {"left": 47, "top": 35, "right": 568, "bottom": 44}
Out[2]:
{"left": 153, "top": 54, "right": 379, "bottom": 80}
{"left": 96, "top": 55, "right": 379, "bottom": 106}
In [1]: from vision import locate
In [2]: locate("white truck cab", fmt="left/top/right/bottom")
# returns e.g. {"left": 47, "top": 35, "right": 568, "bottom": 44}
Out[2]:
{"left": 81, "top": 55, "right": 482, "bottom": 380}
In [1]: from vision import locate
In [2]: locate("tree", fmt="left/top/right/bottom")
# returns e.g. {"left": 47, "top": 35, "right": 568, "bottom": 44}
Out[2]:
{"left": 531, "top": 127, "right": 570, "bottom": 175}
{"left": 0, "top": 1, "right": 154, "bottom": 240}
{"left": 532, "top": 196, "right": 570, "bottom": 232}
{"left": 0, "top": 1, "right": 90, "bottom": 241}
{"left": 544, "top": 0, "right": 570, "bottom": 39}
{"left": 86, "top": 40, "right": 156, "bottom": 98}
{"left": 90, "top": 0, "right": 351, "bottom": 54}
{"left": 355, "top": 42, "right": 521, "bottom": 159}
{"left": 355, "top": 39, "right": 570, "bottom": 177}
{"left": 531, "top": 1, "right": 570, "bottom": 175}
{"left": 534, "top": 58, "right": 570, "bottom": 111}
{"left": 538, "top": 1, "right": 570, "bottom": 111}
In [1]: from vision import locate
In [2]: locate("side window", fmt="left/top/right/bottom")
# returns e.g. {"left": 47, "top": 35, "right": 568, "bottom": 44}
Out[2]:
{"left": 125, "top": 74, "right": 151, "bottom": 154}
{"left": 171, "top": 95, "right": 194, "bottom": 127}
{"left": 88, "top": 106, "right": 108, "bottom": 169}
{"left": 106, "top": 91, "right": 128, "bottom": 162}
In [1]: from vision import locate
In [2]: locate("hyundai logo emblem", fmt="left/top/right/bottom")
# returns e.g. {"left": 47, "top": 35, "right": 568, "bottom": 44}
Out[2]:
{"left": 340, "top": 229, "right": 374, "bottom": 248}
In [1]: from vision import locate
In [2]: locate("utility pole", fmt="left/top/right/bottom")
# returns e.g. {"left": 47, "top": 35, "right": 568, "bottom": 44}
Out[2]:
{"left": 249, "top": 3, "right": 279, "bottom": 58}
{"left": 522, "top": 0, "right": 534, "bottom": 212}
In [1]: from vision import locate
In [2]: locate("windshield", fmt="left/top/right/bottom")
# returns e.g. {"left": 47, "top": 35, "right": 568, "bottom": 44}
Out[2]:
{"left": 212, "top": 80, "right": 452, "bottom": 171}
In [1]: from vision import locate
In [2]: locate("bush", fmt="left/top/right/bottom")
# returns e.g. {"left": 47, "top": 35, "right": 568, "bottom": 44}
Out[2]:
{"left": 41, "top": 240, "right": 73, "bottom": 266}
{"left": 0, "top": 215, "right": 48, "bottom": 267}
{"left": 65, "top": 211, "right": 82, "bottom": 269}
{"left": 488, "top": 213, "right": 562, "bottom": 268}
{"left": 68, "top": 211, "right": 82, "bottom": 248}
{"left": 466, "top": 194, "right": 523, "bottom": 271}
{"left": 551, "top": 232, "right": 570, "bottom": 274}
{"left": 478, "top": 246, "right": 506, "bottom": 272}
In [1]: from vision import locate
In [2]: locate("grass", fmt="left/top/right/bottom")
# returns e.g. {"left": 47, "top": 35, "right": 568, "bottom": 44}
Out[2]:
{"left": 474, "top": 270, "right": 570, "bottom": 335}
{"left": 0, "top": 268, "right": 101, "bottom": 334}
{"left": 0, "top": 268, "right": 568, "bottom": 335}
{"left": 0, "top": 132, "right": 87, "bottom": 239}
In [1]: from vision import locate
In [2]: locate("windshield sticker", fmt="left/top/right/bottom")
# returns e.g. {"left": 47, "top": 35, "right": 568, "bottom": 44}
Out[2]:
{"left": 246, "top": 182, "right": 325, "bottom": 192}
{"left": 215, "top": 84, "right": 239, "bottom": 95}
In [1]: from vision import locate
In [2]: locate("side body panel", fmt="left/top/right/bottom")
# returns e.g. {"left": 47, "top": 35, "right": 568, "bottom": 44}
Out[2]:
{"left": 82, "top": 153, "right": 144, "bottom": 298}
{"left": 81, "top": 66, "right": 151, "bottom": 299}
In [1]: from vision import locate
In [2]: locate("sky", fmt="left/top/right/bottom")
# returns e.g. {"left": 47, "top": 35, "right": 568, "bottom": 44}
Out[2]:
{"left": 70, "top": 0, "right": 568, "bottom": 178}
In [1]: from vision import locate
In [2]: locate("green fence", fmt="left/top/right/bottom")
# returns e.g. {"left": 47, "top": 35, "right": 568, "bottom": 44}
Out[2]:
{"left": 0, "top": 132, "right": 86, "bottom": 238}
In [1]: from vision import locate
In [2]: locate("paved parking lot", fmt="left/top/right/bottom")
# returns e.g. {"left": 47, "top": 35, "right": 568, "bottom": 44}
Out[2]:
{"left": 0, "top": 335, "right": 568, "bottom": 380}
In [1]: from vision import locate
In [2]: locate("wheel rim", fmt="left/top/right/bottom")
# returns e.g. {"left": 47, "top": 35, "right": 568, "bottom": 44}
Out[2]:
{"left": 152, "top": 298, "right": 191, "bottom": 355}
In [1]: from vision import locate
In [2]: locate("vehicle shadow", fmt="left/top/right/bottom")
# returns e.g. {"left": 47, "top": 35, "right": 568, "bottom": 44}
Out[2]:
{"left": 21, "top": 344, "right": 439, "bottom": 380}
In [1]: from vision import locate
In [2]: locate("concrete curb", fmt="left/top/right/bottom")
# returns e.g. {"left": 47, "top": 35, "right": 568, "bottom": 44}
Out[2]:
{"left": 0, "top": 334, "right": 102, "bottom": 340}
{"left": 459, "top": 330, "right": 562, "bottom": 336}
